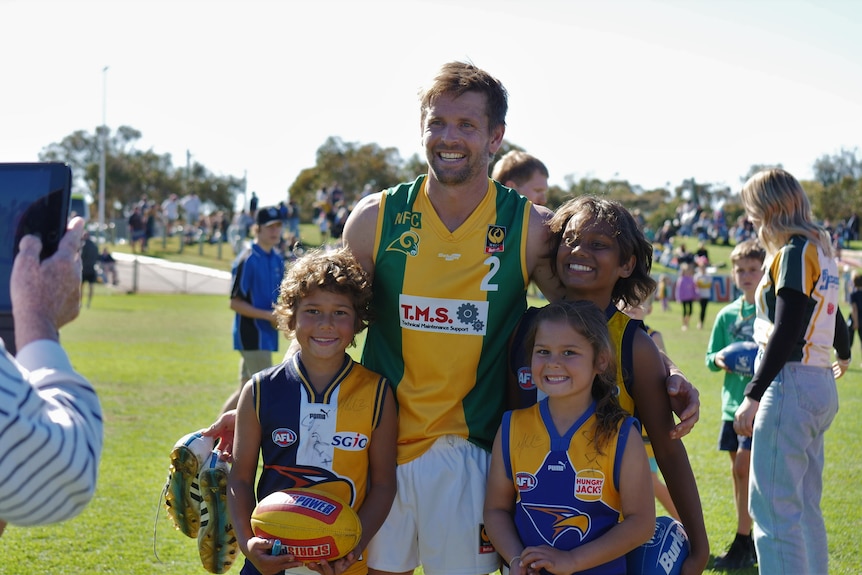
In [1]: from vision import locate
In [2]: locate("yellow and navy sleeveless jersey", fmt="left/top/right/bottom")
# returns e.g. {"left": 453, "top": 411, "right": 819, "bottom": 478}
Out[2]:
{"left": 502, "top": 401, "right": 638, "bottom": 575}
{"left": 510, "top": 304, "right": 640, "bottom": 417}
{"left": 510, "top": 304, "right": 651, "bottom": 460}
{"left": 605, "top": 307, "right": 657, "bottom": 459}
{"left": 604, "top": 306, "right": 639, "bottom": 416}
{"left": 754, "top": 235, "right": 839, "bottom": 367}
{"left": 252, "top": 353, "right": 389, "bottom": 513}
{"left": 248, "top": 354, "right": 388, "bottom": 575}
{"left": 364, "top": 175, "right": 530, "bottom": 463}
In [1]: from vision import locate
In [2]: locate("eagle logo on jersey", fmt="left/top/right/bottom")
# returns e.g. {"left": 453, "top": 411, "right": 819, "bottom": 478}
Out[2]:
{"left": 485, "top": 225, "right": 506, "bottom": 253}
{"left": 386, "top": 231, "right": 420, "bottom": 257}
{"left": 263, "top": 463, "right": 357, "bottom": 506}
{"left": 521, "top": 503, "right": 591, "bottom": 545}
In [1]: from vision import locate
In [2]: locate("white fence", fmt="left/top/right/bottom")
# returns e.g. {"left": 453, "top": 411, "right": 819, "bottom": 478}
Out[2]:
{"left": 111, "top": 252, "right": 231, "bottom": 295}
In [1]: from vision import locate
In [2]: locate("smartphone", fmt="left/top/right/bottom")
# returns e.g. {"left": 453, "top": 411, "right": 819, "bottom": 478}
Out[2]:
{"left": 0, "top": 162, "right": 73, "bottom": 353}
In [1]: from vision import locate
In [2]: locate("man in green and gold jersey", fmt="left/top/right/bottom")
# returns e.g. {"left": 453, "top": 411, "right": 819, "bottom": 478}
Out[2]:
{"left": 200, "top": 60, "right": 702, "bottom": 575}
{"left": 344, "top": 61, "right": 699, "bottom": 575}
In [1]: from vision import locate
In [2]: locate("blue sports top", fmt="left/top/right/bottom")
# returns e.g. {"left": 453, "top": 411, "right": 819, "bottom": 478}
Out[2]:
{"left": 231, "top": 243, "right": 284, "bottom": 352}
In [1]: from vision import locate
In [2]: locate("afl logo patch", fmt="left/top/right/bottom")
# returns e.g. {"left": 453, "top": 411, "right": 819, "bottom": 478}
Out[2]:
{"left": 485, "top": 225, "right": 506, "bottom": 253}
{"left": 272, "top": 428, "right": 297, "bottom": 447}
{"left": 518, "top": 367, "right": 535, "bottom": 390}
{"left": 516, "top": 472, "right": 538, "bottom": 492}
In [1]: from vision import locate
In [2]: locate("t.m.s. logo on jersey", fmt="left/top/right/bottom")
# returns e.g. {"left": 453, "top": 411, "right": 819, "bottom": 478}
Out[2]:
{"left": 398, "top": 295, "right": 489, "bottom": 335}
{"left": 273, "top": 428, "right": 298, "bottom": 447}
{"left": 385, "top": 230, "right": 420, "bottom": 257}
{"left": 485, "top": 225, "right": 506, "bottom": 254}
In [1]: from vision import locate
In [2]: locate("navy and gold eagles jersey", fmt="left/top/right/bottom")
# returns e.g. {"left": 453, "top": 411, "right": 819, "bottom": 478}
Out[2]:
{"left": 502, "top": 400, "right": 638, "bottom": 575}
{"left": 253, "top": 353, "right": 389, "bottom": 510}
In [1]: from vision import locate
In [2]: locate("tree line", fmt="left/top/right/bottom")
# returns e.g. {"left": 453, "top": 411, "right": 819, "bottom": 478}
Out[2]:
{"left": 40, "top": 126, "right": 862, "bottom": 236}
{"left": 39, "top": 126, "right": 243, "bottom": 222}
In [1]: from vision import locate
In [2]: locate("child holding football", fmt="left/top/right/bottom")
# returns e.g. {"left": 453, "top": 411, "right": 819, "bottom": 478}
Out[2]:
{"left": 228, "top": 247, "right": 397, "bottom": 575}
{"left": 704, "top": 238, "right": 765, "bottom": 570}
{"left": 485, "top": 300, "right": 655, "bottom": 574}
{"left": 732, "top": 169, "right": 850, "bottom": 574}
{"left": 506, "top": 196, "right": 709, "bottom": 573}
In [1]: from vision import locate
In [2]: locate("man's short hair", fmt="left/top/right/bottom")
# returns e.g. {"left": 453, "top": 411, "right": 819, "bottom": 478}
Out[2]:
{"left": 491, "top": 150, "right": 549, "bottom": 187}
{"left": 419, "top": 61, "right": 508, "bottom": 132}
{"left": 730, "top": 238, "right": 766, "bottom": 265}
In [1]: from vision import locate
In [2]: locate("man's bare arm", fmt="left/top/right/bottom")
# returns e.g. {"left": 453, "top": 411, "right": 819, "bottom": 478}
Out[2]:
{"left": 525, "top": 204, "right": 564, "bottom": 301}
{"left": 342, "top": 192, "right": 381, "bottom": 280}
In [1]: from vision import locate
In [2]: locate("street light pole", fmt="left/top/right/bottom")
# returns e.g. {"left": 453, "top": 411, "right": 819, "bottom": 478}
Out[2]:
{"left": 98, "top": 65, "right": 108, "bottom": 242}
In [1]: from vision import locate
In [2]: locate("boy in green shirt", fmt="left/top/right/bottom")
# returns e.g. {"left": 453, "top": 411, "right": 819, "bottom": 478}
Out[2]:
{"left": 705, "top": 238, "right": 765, "bottom": 570}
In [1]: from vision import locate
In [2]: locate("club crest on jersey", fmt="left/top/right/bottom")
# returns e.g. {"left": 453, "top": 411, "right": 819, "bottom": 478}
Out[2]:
{"left": 267, "top": 465, "right": 357, "bottom": 506}
{"left": 386, "top": 231, "right": 420, "bottom": 257}
{"left": 485, "top": 225, "right": 506, "bottom": 253}
{"left": 522, "top": 503, "right": 591, "bottom": 544}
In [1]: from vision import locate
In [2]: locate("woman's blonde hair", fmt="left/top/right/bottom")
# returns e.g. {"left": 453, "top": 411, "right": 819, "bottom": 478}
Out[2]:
{"left": 740, "top": 168, "right": 832, "bottom": 256}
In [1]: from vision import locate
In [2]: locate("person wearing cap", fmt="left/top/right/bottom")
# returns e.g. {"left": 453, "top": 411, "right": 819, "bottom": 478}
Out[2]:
{"left": 221, "top": 206, "right": 285, "bottom": 413}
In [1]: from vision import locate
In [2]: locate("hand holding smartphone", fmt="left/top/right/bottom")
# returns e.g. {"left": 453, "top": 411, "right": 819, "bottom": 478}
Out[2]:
{"left": 1, "top": 162, "right": 73, "bottom": 353}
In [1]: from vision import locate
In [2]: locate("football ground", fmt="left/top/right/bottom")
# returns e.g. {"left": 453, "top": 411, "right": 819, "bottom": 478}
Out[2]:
{"left": 1, "top": 290, "right": 859, "bottom": 574}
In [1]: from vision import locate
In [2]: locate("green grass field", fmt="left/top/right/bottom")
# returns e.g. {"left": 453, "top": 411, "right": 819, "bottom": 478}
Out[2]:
{"left": 2, "top": 282, "right": 859, "bottom": 573}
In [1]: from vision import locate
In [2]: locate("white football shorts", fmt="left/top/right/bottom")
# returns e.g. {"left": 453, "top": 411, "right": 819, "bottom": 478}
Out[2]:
{"left": 366, "top": 435, "right": 500, "bottom": 575}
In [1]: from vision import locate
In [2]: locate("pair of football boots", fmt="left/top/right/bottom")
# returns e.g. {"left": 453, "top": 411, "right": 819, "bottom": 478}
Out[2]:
{"left": 164, "top": 432, "right": 238, "bottom": 573}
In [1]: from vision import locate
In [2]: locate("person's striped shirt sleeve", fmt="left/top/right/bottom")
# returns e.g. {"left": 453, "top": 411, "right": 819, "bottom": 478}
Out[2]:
{"left": 0, "top": 340, "right": 103, "bottom": 526}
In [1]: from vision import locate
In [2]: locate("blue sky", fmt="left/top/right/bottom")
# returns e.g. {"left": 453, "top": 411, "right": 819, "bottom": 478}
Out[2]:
{"left": 2, "top": 0, "right": 860, "bottom": 210}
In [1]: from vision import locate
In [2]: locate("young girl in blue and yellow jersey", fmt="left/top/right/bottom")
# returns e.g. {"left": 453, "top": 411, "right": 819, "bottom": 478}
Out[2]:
{"left": 485, "top": 300, "right": 655, "bottom": 574}
{"left": 507, "top": 196, "right": 709, "bottom": 573}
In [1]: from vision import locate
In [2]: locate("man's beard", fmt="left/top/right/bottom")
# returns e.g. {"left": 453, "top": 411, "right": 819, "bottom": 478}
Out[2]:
{"left": 427, "top": 147, "right": 488, "bottom": 186}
